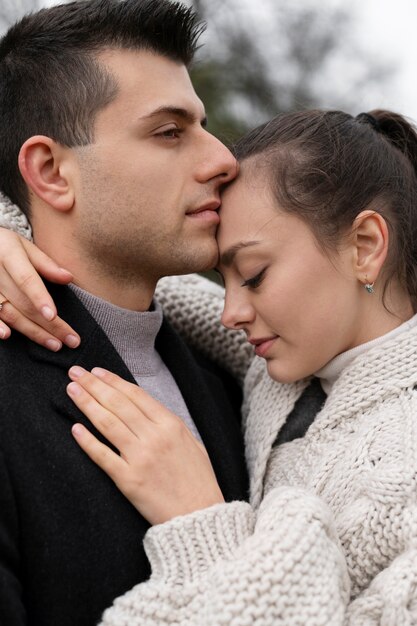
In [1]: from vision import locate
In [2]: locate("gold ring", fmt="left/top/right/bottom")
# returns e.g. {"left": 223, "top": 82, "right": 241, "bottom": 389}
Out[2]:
{"left": 0, "top": 300, "right": 8, "bottom": 312}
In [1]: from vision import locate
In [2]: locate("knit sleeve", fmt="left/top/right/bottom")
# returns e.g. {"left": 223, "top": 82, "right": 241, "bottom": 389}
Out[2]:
{"left": 155, "top": 275, "right": 254, "bottom": 383}
{"left": 98, "top": 486, "right": 351, "bottom": 626}
{"left": 99, "top": 486, "right": 417, "bottom": 626}
{"left": 0, "top": 191, "right": 32, "bottom": 240}
{"left": 342, "top": 469, "right": 417, "bottom": 624}
{"left": 346, "top": 542, "right": 417, "bottom": 624}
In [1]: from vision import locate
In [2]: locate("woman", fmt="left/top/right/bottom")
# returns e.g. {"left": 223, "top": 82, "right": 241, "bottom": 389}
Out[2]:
{"left": 0, "top": 109, "right": 417, "bottom": 625}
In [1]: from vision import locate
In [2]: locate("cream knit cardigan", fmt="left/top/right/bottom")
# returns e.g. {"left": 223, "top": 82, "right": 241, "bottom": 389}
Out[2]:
{"left": 2, "top": 203, "right": 417, "bottom": 626}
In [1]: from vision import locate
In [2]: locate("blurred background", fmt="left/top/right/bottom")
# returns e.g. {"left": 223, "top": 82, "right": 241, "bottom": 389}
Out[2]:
{"left": 0, "top": 0, "right": 416, "bottom": 144}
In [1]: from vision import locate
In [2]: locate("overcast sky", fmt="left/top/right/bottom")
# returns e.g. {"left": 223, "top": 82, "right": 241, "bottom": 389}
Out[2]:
{"left": 351, "top": 0, "right": 417, "bottom": 122}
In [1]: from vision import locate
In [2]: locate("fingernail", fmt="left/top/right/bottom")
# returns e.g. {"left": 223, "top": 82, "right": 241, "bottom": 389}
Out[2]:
{"left": 67, "top": 382, "right": 82, "bottom": 396}
{"left": 0, "top": 327, "right": 10, "bottom": 340}
{"left": 45, "top": 338, "right": 62, "bottom": 352}
{"left": 69, "top": 365, "right": 86, "bottom": 378}
{"left": 59, "top": 267, "right": 72, "bottom": 275}
{"left": 72, "top": 424, "right": 83, "bottom": 437}
{"left": 41, "top": 306, "right": 55, "bottom": 321}
{"left": 91, "top": 367, "right": 107, "bottom": 378}
{"left": 65, "top": 334, "right": 80, "bottom": 348}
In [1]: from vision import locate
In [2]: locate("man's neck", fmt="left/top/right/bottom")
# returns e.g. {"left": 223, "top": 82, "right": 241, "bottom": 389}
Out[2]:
{"left": 70, "top": 272, "right": 156, "bottom": 311}
{"left": 33, "top": 232, "right": 156, "bottom": 312}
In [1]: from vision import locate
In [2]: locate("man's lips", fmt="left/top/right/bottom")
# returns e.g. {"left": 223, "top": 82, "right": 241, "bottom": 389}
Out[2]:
{"left": 186, "top": 200, "right": 221, "bottom": 223}
{"left": 249, "top": 336, "right": 279, "bottom": 358}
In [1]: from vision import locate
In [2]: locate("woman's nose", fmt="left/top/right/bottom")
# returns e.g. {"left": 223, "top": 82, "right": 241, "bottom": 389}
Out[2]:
{"left": 221, "top": 295, "right": 255, "bottom": 330}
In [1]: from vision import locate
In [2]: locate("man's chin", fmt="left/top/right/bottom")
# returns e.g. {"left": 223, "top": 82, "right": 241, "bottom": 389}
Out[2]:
{"left": 193, "top": 246, "right": 219, "bottom": 273}
{"left": 168, "top": 246, "right": 218, "bottom": 276}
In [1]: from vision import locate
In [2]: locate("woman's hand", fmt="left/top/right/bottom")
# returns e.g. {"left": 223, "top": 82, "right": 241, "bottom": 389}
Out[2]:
{"left": 67, "top": 366, "right": 225, "bottom": 525}
{"left": 0, "top": 228, "right": 80, "bottom": 350}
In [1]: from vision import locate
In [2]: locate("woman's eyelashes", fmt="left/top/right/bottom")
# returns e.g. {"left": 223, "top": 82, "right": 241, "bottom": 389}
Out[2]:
{"left": 241, "top": 268, "right": 266, "bottom": 289}
{"left": 213, "top": 269, "right": 225, "bottom": 287}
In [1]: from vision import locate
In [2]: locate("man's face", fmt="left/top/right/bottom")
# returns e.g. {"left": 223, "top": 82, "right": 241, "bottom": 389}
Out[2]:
{"left": 73, "top": 49, "right": 237, "bottom": 284}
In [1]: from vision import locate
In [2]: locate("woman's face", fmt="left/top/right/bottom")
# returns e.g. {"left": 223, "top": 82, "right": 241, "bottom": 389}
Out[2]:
{"left": 217, "top": 173, "right": 365, "bottom": 383}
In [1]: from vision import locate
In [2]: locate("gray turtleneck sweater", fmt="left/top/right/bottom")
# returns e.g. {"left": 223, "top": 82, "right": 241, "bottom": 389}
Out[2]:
{"left": 70, "top": 285, "right": 202, "bottom": 442}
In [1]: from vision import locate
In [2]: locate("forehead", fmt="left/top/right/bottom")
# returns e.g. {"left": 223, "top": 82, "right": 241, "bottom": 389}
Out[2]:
{"left": 218, "top": 174, "right": 277, "bottom": 246}
{"left": 97, "top": 48, "right": 205, "bottom": 120}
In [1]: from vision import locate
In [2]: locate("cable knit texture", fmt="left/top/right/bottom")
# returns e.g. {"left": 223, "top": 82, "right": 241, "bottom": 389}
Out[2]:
{"left": 1, "top": 197, "right": 417, "bottom": 625}
{"left": 0, "top": 192, "right": 32, "bottom": 240}
{"left": 155, "top": 275, "right": 253, "bottom": 384}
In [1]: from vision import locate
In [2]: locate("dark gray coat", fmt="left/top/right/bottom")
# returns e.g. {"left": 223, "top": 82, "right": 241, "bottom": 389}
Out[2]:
{"left": 0, "top": 284, "right": 248, "bottom": 626}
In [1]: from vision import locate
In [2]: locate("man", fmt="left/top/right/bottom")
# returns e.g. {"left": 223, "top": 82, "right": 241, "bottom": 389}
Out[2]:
{"left": 0, "top": 1, "right": 248, "bottom": 624}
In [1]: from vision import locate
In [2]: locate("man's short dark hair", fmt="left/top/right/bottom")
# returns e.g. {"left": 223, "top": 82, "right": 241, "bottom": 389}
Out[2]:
{"left": 0, "top": 0, "right": 204, "bottom": 215}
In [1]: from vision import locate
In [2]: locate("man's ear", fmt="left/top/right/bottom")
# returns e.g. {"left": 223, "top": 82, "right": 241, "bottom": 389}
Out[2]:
{"left": 351, "top": 210, "right": 389, "bottom": 285}
{"left": 18, "top": 135, "right": 75, "bottom": 212}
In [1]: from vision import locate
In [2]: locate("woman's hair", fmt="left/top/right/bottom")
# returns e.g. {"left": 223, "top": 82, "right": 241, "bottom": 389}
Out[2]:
{"left": 233, "top": 109, "right": 417, "bottom": 307}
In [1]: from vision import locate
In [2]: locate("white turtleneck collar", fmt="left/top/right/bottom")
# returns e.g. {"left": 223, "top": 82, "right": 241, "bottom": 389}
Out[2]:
{"left": 315, "top": 314, "right": 417, "bottom": 395}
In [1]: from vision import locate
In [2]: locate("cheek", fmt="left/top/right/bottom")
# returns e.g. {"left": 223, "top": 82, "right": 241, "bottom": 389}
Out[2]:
{"left": 263, "top": 264, "right": 320, "bottom": 323}
{"left": 266, "top": 261, "right": 350, "bottom": 332}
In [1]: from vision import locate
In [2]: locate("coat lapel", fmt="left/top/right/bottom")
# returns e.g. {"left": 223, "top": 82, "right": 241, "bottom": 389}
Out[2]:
{"left": 26, "top": 284, "right": 138, "bottom": 431}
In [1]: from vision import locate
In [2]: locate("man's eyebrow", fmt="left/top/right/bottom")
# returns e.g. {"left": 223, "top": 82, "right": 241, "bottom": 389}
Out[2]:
{"left": 139, "top": 106, "right": 207, "bottom": 126}
{"left": 220, "top": 241, "right": 260, "bottom": 267}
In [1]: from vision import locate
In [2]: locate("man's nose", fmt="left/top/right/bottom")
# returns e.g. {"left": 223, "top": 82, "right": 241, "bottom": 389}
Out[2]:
{"left": 196, "top": 132, "right": 238, "bottom": 185}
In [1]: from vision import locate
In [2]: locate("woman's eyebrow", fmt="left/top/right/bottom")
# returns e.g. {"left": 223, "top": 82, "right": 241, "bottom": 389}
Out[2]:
{"left": 219, "top": 241, "right": 260, "bottom": 267}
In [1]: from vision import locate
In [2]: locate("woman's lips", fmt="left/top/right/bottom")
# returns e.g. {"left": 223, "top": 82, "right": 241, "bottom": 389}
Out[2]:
{"left": 250, "top": 337, "right": 279, "bottom": 358}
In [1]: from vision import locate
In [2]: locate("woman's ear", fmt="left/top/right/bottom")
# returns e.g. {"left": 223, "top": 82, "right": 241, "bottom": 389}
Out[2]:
{"left": 18, "top": 135, "right": 75, "bottom": 212}
{"left": 351, "top": 209, "right": 389, "bottom": 285}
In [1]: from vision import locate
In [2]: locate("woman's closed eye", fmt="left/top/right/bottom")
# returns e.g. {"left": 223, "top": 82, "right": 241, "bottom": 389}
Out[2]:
{"left": 213, "top": 268, "right": 225, "bottom": 287}
{"left": 241, "top": 268, "right": 266, "bottom": 289}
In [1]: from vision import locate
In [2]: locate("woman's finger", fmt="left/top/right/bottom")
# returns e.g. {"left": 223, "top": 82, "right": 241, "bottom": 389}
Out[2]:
{"left": 0, "top": 229, "right": 72, "bottom": 321}
{"left": 89, "top": 367, "right": 174, "bottom": 424}
{"left": 67, "top": 382, "right": 141, "bottom": 453}
{"left": 71, "top": 422, "right": 128, "bottom": 483}
{"left": 21, "top": 237, "right": 73, "bottom": 284}
{"left": 72, "top": 422, "right": 150, "bottom": 516}
{"left": 0, "top": 319, "right": 11, "bottom": 340}
{"left": 0, "top": 300, "right": 80, "bottom": 350}
{"left": 67, "top": 370, "right": 152, "bottom": 437}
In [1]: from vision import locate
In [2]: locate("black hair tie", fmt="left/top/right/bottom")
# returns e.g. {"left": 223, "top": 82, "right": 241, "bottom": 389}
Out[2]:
{"left": 356, "top": 112, "right": 381, "bottom": 132}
